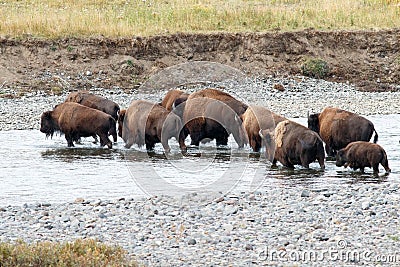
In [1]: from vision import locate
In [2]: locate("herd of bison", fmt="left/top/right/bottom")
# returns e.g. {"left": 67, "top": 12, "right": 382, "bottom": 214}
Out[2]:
{"left": 40, "top": 88, "right": 391, "bottom": 176}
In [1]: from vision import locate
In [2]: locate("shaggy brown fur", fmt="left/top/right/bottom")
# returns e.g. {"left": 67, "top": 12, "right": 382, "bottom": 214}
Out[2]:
{"left": 336, "top": 141, "right": 391, "bottom": 175}
{"left": 40, "top": 102, "right": 116, "bottom": 148}
{"left": 241, "top": 105, "right": 286, "bottom": 152}
{"left": 121, "top": 100, "right": 185, "bottom": 153}
{"left": 65, "top": 91, "right": 120, "bottom": 141}
{"left": 308, "top": 107, "right": 378, "bottom": 157}
{"left": 160, "top": 89, "right": 189, "bottom": 111}
{"left": 181, "top": 88, "right": 248, "bottom": 147}
{"left": 260, "top": 120, "right": 325, "bottom": 169}
{"left": 117, "top": 109, "right": 126, "bottom": 138}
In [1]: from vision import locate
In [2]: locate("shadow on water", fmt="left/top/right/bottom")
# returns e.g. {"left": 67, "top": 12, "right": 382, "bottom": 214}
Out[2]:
{"left": 41, "top": 147, "right": 125, "bottom": 162}
{"left": 336, "top": 170, "right": 390, "bottom": 184}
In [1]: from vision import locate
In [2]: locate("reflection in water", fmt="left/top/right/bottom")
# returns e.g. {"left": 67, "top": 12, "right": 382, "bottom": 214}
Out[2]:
{"left": 0, "top": 114, "right": 399, "bottom": 205}
{"left": 41, "top": 147, "right": 123, "bottom": 162}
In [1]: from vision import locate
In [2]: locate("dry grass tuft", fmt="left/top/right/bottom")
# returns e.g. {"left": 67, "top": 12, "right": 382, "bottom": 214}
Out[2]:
{"left": 0, "top": 239, "right": 138, "bottom": 267}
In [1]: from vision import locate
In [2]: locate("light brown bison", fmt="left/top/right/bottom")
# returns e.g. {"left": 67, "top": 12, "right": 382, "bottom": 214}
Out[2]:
{"left": 308, "top": 107, "right": 378, "bottom": 157}
{"left": 260, "top": 120, "right": 325, "bottom": 169}
{"left": 121, "top": 100, "right": 186, "bottom": 153}
{"left": 181, "top": 88, "right": 248, "bottom": 148}
{"left": 160, "top": 89, "right": 190, "bottom": 111}
{"left": 241, "top": 105, "right": 286, "bottom": 152}
{"left": 336, "top": 141, "right": 391, "bottom": 175}
{"left": 65, "top": 90, "right": 120, "bottom": 141}
{"left": 40, "top": 102, "right": 117, "bottom": 148}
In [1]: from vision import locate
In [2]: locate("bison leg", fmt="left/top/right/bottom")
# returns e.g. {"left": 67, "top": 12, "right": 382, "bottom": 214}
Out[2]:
{"left": 372, "top": 164, "right": 380, "bottom": 175}
{"left": 177, "top": 128, "right": 187, "bottom": 153}
{"left": 92, "top": 134, "right": 98, "bottom": 144}
{"left": 65, "top": 134, "right": 74, "bottom": 147}
{"left": 146, "top": 142, "right": 155, "bottom": 151}
{"left": 190, "top": 136, "right": 200, "bottom": 146}
{"left": 216, "top": 134, "right": 228, "bottom": 146}
{"left": 381, "top": 156, "right": 391, "bottom": 174}
{"left": 271, "top": 159, "right": 278, "bottom": 168}
{"left": 317, "top": 155, "right": 325, "bottom": 170}
{"left": 99, "top": 134, "right": 112, "bottom": 148}
{"left": 325, "top": 144, "right": 335, "bottom": 157}
{"left": 112, "top": 133, "right": 117, "bottom": 142}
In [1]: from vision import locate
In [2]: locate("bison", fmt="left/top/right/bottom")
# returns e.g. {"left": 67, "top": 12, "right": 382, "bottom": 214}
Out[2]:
{"left": 336, "top": 141, "right": 391, "bottom": 175}
{"left": 65, "top": 90, "right": 120, "bottom": 142}
{"left": 241, "top": 105, "right": 286, "bottom": 152}
{"left": 160, "top": 89, "right": 190, "bottom": 112}
{"left": 308, "top": 107, "right": 378, "bottom": 157}
{"left": 117, "top": 109, "right": 126, "bottom": 138}
{"left": 121, "top": 100, "right": 186, "bottom": 153}
{"left": 40, "top": 102, "right": 117, "bottom": 148}
{"left": 260, "top": 120, "right": 325, "bottom": 169}
{"left": 181, "top": 88, "right": 248, "bottom": 148}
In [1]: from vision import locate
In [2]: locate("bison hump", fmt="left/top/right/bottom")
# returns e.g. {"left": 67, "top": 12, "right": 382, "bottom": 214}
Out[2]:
{"left": 275, "top": 120, "right": 289, "bottom": 148}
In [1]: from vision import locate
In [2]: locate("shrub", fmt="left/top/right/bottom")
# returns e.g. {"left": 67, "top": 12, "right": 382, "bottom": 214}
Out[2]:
{"left": 301, "top": 58, "right": 330, "bottom": 79}
{"left": 0, "top": 239, "right": 138, "bottom": 267}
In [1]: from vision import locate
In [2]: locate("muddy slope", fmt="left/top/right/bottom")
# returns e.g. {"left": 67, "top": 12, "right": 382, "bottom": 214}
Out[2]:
{"left": 0, "top": 29, "right": 399, "bottom": 93}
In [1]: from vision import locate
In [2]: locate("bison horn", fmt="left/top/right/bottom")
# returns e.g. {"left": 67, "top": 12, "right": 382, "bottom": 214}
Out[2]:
{"left": 258, "top": 129, "right": 264, "bottom": 138}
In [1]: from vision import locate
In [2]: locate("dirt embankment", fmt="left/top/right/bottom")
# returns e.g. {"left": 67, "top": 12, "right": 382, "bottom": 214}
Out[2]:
{"left": 0, "top": 29, "right": 399, "bottom": 93}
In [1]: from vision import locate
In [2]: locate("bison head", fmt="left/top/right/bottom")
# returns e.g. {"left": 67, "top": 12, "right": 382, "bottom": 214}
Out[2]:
{"left": 161, "top": 112, "right": 183, "bottom": 143}
{"left": 231, "top": 115, "right": 248, "bottom": 148}
{"left": 307, "top": 113, "right": 320, "bottom": 133}
{"left": 117, "top": 109, "right": 126, "bottom": 138}
{"left": 259, "top": 129, "right": 276, "bottom": 162}
{"left": 335, "top": 149, "right": 348, "bottom": 167}
{"left": 40, "top": 111, "right": 57, "bottom": 138}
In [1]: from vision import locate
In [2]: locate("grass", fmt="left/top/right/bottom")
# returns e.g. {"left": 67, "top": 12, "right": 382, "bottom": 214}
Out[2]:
{"left": 0, "top": 0, "right": 400, "bottom": 38}
{"left": 0, "top": 239, "right": 138, "bottom": 267}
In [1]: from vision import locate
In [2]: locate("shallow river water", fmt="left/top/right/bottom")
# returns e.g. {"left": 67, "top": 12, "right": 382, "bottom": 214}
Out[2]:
{"left": 1, "top": 115, "right": 399, "bottom": 206}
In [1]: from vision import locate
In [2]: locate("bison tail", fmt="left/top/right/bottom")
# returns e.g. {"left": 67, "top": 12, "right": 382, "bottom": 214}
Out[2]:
{"left": 373, "top": 129, "right": 378, "bottom": 143}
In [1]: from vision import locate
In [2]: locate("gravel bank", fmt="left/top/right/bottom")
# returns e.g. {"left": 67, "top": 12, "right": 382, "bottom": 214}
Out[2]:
{"left": 1, "top": 76, "right": 400, "bottom": 266}
{"left": 1, "top": 183, "right": 399, "bottom": 266}
{"left": 1, "top": 75, "right": 399, "bottom": 131}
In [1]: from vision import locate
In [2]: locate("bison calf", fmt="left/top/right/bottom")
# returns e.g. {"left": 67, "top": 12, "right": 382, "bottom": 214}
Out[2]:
{"left": 336, "top": 141, "right": 391, "bottom": 175}
{"left": 40, "top": 102, "right": 117, "bottom": 148}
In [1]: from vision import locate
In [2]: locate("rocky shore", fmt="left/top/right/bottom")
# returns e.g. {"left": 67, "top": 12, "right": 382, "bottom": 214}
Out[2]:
{"left": 1, "top": 183, "right": 399, "bottom": 266}
{"left": 1, "top": 75, "right": 399, "bottom": 131}
{"left": 1, "top": 76, "right": 400, "bottom": 266}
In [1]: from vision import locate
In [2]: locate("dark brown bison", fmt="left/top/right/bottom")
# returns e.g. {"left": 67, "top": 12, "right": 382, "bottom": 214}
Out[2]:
{"left": 40, "top": 102, "right": 117, "bottom": 148}
{"left": 336, "top": 141, "right": 391, "bottom": 175}
{"left": 65, "top": 91, "right": 120, "bottom": 142}
{"left": 308, "top": 107, "right": 378, "bottom": 157}
{"left": 160, "top": 89, "right": 189, "bottom": 111}
{"left": 260, "top": 120, "right": 325, "bottom": 169}
{"left": 241, "top": 105, "right": 286, "bottom": 152}
{"left": 117, "top": 109, "right": 126, "bottom": 138}
{"left": 121, "top": 100, "right": 186, "bottom": 153}
{"left": 181, "top": 88, "right": 248, "bottom": 148}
